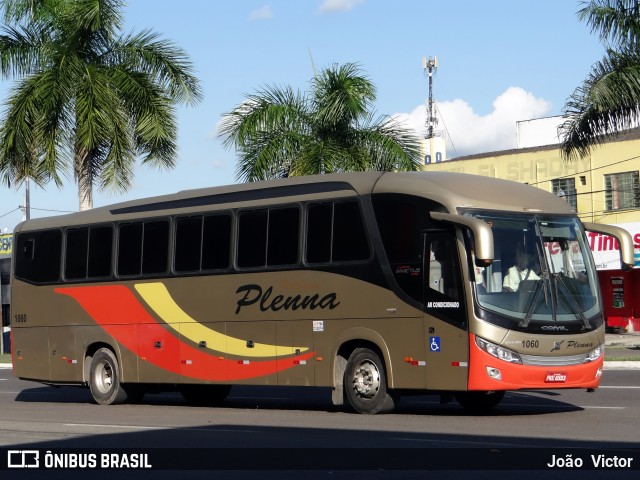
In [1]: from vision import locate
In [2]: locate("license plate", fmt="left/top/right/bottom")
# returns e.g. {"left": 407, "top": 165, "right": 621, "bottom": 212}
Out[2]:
{"left": 545, "top": 372, "right": 567, "bottom": 383}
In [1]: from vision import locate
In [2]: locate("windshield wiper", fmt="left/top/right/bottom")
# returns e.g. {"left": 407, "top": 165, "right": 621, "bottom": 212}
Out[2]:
{"left": 520, "top": 240, "right": 553, "bottom": 329}
{"left": 552, "top": 273, "right": 591, "bottom": 330}
{"left": 519, "top": 278, "right": 545, "bottom": 329}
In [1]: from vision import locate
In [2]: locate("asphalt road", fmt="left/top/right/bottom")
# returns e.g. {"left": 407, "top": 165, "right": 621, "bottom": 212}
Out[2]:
{"left": 1, "top": 366, "right": 639, "bottom": 479}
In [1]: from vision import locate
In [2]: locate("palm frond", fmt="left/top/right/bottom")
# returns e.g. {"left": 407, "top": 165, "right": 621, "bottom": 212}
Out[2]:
{"left": 113, "top": 29, "right": 202, "bottom": 105}
{"left": 560, "top": 48, "right": 640, "bottom": 159}
{"left": 578, "top": 0, "right": 640, "bottom": 48}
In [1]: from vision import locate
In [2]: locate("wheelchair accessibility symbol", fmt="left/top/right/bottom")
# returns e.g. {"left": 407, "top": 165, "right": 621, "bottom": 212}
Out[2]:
{"left": 430, "top": 336, "right": 441, "bottom": 352}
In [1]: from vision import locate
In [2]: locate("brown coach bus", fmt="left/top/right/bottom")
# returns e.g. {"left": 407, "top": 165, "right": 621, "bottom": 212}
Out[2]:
{"left": 9, "top": 172, "right": 635, "bottom": 414}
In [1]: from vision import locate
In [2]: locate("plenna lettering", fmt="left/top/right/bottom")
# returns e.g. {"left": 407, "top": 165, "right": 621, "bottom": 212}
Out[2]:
{"left": 235, "top": 284, "right": 340, "bottom": 314}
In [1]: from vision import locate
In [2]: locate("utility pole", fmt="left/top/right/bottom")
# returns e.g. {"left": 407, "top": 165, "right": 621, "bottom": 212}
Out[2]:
{"left": 21, "top": 177, "right": 30, "bottom": 221}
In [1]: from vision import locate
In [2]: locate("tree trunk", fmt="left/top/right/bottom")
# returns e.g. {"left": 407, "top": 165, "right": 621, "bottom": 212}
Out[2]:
{"left": 75, "top": 147, "right": 94, "bottom": 211}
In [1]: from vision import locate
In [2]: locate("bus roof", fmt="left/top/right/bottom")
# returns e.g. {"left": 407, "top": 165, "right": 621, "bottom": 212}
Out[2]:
{"left": 14, "top": 171, "right": 574, "bottom": 232}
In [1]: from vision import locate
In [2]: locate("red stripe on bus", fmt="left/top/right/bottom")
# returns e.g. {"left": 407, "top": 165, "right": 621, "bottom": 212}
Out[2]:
{"left": 55, "top": 285, "right": 314, "bottom": 381}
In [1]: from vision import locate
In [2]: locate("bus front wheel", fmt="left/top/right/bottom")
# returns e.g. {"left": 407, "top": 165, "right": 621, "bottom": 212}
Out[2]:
{"left": 89, "top": 348, "right": 130, "bottom": 405}
{"left": 454, "top": 390, "right": 505, "bottom": 413}
{"left": 344, "top": 348, "right": 395, "bottom": 414}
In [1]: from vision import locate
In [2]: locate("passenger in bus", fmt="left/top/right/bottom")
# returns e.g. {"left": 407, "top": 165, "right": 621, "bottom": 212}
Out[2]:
{"left": 503, "top": 243, "right": 540, "bottom": 292}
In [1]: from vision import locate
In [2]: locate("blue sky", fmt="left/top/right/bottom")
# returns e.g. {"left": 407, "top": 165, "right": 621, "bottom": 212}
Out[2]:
{"left": 0, "top": 0, "right": 606, "bottom": 231}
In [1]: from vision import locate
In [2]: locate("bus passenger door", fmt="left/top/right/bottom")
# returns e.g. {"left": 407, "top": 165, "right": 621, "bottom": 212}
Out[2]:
{"left": 423, "top": 230, "right": 469, "bottom": 391}
{"left": 275, "top": 321, "right": 315, "bottom": 386}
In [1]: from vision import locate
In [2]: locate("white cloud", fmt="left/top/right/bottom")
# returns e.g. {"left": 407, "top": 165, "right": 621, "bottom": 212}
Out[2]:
{"left": 250, "top": 5, "right": 274, "bottom": 21}
{"left": 394, "top": 87, "right": 552, "bottom": 157}
{"left": 211, "top": 158, "right": 225, "bottom": 169}
{"left": 317, "top": 0, "right": 364, "bottom": 14}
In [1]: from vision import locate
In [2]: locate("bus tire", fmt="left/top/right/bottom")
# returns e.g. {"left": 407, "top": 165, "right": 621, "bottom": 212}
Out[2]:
{"left": 180, "top": 385, "right": 231, "bottom": 406}
{"left": 88, "top": 348, "right": 129, "bottom": 405}
{"left": 454, "top": 390, "right": 505, "bottom": 413}
{"left": 344, "top": 348, "right": 395, "bottom": 414}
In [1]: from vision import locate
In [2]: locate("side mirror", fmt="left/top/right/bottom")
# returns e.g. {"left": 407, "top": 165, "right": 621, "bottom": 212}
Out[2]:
{"left": 430, "top": 212, "right": 494, "bottom": 265}
{"left": 583, "top": 222, "right": 635, "bottom": 271}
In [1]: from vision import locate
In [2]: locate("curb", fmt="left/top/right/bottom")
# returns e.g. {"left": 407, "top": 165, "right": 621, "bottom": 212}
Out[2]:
{"left": 603, "top": 361, "right": 640, "bottom": 370}
{"left": 0, "top": 363, "right": 11, "bottom": 369}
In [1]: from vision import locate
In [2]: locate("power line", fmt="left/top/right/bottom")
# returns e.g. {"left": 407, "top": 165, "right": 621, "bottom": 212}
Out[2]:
{"left": 0, "top": 207, "right": 20, "bottom": 220}
{"left": 27, "top": 206, "right": 74, "bottom": 214}
{"left": 435, "top": 103, "right": 459, "bottom": 158}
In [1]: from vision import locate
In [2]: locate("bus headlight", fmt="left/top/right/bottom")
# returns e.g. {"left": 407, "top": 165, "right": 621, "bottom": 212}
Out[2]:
{"left": 584, "top": 344, "right": 604, "bottom": 363}
{"left": 475, "top": 336, "right": 522, "bottom": 364}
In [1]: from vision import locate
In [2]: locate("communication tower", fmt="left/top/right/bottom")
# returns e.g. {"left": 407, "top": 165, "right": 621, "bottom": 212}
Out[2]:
{"left": 422, "top": 56, "right": 446, "bottom": 164}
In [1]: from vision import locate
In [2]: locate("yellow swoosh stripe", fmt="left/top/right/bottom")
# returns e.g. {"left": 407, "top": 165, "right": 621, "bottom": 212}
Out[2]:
{"left": 134, "top": 283, "right": 308, "bottom": 357}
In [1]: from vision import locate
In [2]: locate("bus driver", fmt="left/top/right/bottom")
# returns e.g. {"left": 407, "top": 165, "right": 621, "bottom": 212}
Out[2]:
{"left": 503, "top": 243, "right": 540, "bottom": 292}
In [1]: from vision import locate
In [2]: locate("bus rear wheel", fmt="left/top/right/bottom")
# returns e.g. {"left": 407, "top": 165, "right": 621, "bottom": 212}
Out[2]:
{"left": 344, "top": 348, "right": 395, "bottom": 414}
{"left": 89, "top": 348, "right": 130, "bottom": 405}
{"left": 454, "top": 390, "right": 505, "bottom": 413}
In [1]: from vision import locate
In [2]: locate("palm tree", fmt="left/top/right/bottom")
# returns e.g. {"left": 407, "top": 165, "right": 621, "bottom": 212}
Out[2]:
{"left": 0, "top": 0, "right": 201, "bottom": 210}
{"left": 219, "top": 63, "right": 421, "bottom": 182}
{"left": 560, "top": 0, "right": 640, "bottom": 160}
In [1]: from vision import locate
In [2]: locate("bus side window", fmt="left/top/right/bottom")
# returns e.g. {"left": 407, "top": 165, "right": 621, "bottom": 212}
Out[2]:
{"left": 306, "top": 200, "right": 370, "bottom": 264}
{"left": 65, "top": 228, "right": 89, "bottom": 280}
{"left": 306, "top": 203, "right": 332, "bottom": 263}
{"left": 65, "top": 226, "right": 113, "bottom": 280}
{"left": 142, "top": 220, "right": 169, "bottom": 274}
{"left": 238, "top": 210, "right": 268, "bottom": 268}
{"left": 332, "top": 201, "right": 369, "bottom": 262}
{"left": 175, "top": 216, "right": 203, "bottom": 272}
{"left": 202, "top": 214, "right": 232, "bottom": 270}
{"left": 267, "top": 207, "right": 299, "bottom": 266}
{"left": 15, "top": 230, "right": 62, "bottom": 283}
{"left": 428, "top": 238, "right": 460, "bottom": 300}
{"left": 118, "top": 223, "right": 143, "bottom": 276}
{"left": 88, "top": 226, "right": 113, "bottom": 278}
{"left": 425, "top": 232, "right": 465, "bottom": 324}
{"left": 118, "top": 220, "right": 169, "bottom": 276}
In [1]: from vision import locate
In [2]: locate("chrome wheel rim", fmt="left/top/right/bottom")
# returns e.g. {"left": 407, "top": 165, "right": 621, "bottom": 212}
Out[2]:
{"left": 352, "top": 359, "right": 381, "bottom": 398}
{"left": 94, "top": 360, "right": 114, "bottom": 394}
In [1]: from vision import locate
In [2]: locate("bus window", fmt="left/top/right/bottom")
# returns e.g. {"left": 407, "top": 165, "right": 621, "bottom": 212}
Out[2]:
{"left": 238, "top": 207, "right": 300, "bottom": 269}
{"left": 267, "top": 207, "right": 299, "bottom": 266}
{"left": 428, "top": 238, "right": 460, "bottom": 299}
{"left": 65, "top": 228, "right": 89, "bottom": 280}
{"left": 202, "top": 214, "right": 232, "bottom": 270}
{"left": 65, "top": 226, "right": 113, "bottom": 280}
{"left": 88, "top": 226, "right": 113, "bottom": 278}
{"left": 117, "top": 220, "right": 169, "bottom": 276}
{"left": 333, "top": 202, "right": 369, "bottom": 262}
{"left": 175, "top": 216, "right": 202, "bottom": 272}
{"left": 306, "top": 203, "right": 332, "bottom": 263}
{"left": 118, "top": 223, "right": 142, "bottom": 276}
{"left": 238, "top": 210, "right": 268, "bottom": 268}
{"left": 15, "top": 230, "right": 62, "bottom": 283}
{"left": 425, "top": 231, "right": 465, "bottom": 325}
{"left": 142, "top": 221, "right": 169, "bottom": 274}
{"left": 306, "top": 200, "right": 370, "bottom": 264}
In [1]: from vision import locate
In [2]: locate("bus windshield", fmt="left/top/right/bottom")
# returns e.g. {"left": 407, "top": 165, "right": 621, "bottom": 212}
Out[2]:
{"left": 468, "top": 212, "right": 601, "bottom": 332}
